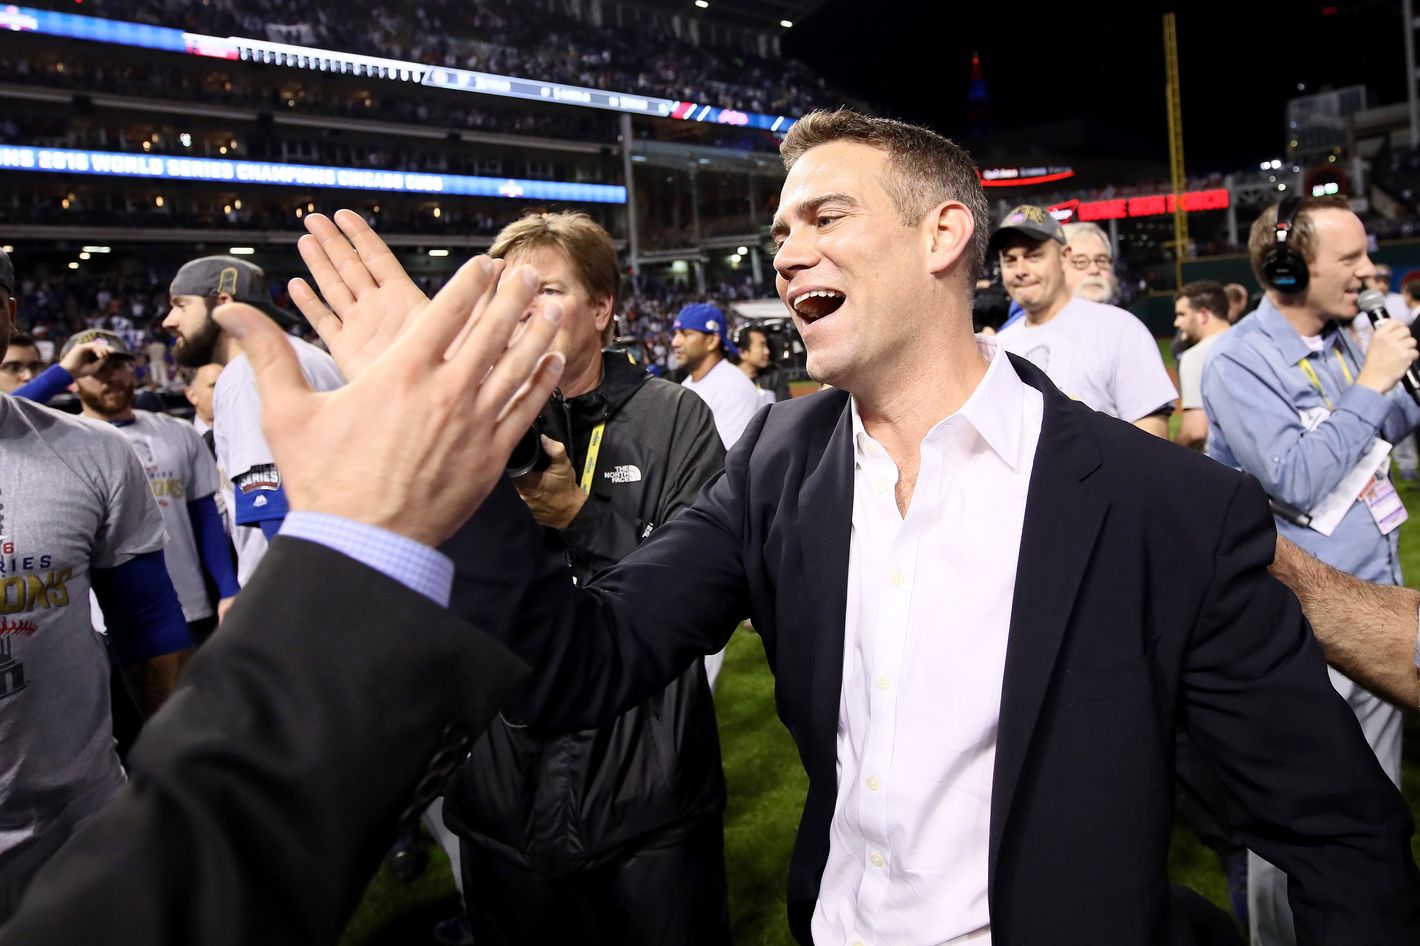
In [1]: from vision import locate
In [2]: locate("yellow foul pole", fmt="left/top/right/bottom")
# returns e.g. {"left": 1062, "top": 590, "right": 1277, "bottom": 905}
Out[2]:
{"left": 1164, "top": 12, "right": 1189, "bottom": 288}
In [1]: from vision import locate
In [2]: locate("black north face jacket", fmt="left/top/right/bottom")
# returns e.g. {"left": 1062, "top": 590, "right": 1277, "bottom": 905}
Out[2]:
{"left": 445, "top": 351, "right": 729, "bottom": 875}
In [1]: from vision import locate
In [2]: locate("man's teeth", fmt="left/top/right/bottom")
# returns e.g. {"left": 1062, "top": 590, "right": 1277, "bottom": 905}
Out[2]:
{"left": 792, "top": 289, "right": 845, "bottom": 312}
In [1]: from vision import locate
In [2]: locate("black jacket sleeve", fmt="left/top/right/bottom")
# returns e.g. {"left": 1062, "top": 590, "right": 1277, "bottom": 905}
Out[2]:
{"left": 444, "top": 406, "right": 764, "bottom": 735}
{"left": 0, "top": 537, "right": 528, "bottom": 946}
{"left": 1182, "top": 476, "right": 1420, "bottom": 942}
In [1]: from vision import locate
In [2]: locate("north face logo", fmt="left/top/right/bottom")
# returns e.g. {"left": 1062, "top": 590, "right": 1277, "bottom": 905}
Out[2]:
{"left": 604, "top": 465, "right": 642, "bottom": 484}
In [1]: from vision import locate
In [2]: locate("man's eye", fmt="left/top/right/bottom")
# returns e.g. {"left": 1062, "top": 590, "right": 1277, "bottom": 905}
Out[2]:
{"left": 541, "top": 287, "right": 561, "bottom": 295}
{"left": 816, "top": 215, "right": 840, "bottom": 227}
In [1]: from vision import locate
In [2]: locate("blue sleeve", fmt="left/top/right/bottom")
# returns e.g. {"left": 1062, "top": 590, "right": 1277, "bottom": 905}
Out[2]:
{"left": 259, "top": 518, "right": 282, "bottom": 541}
{"left": 91, "top": 550, "right": 192, "bottom": 667}
{"left": 12, "top": 364, "right": 73, "bottom": 405}
{"left": 1203, "top": 350, "right": 1395, "bottom": 510}
{"left": 280, "top": 511, "right": 454, "bottom": 607}
{"left": 232, "top": 463, "right": 289, "bottom": 530}
{"left": 187, "top": 495, "right": 239, "bottom": 599}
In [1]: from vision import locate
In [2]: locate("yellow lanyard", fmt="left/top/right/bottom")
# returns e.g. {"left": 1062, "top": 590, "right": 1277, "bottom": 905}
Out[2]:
{"left": 578, "top": 422, "right": 606, "bottom": 494}
{"left": 1296, "top": 349, "right": 1355, "bottom": 410}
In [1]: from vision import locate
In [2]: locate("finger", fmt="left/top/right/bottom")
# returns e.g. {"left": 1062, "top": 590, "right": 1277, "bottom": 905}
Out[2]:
{"left": 304, "top": 213, "right": 378, "bottom": 301}
{"left": 287, "top": 277, "right": 343, "bottom": 346}
{"left": 398, "top": 255, "right": 500, "bottom": 362}
{"left": 296, "top": 231, "right": 358, "bottom": 315}
{"left": 334, "top": 209, "right": 410, "bottom": 288}
{"left": 448, "top": 264, "right": 545, "bottom": 381}
{"left": 445, "top": 258, "right": 508, "bottom": 359}
{"left": 213, "top": 303, "right": 313, "bottom": 418}
{"left": 490, "top": 354, "right": 566, "bottom": 458}
{"left": 540, "top": 434, "right": 567, "bottom": 461}
{"left": 478, "top": 298, "right": 564, "bottom": 422}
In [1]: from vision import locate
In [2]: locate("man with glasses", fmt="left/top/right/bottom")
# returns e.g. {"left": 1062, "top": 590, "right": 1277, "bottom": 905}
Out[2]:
{"left": 1062, "top": 221, "right": 1119, "bottom": 304}
{"left": 995, "top": 206, "right": 1177, "bottom": 437}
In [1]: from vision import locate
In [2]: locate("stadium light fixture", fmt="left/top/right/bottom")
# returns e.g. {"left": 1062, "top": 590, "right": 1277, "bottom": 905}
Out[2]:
{"left": 428, "top": 249, "right": 451, "bottom": 257}
{"left": 79, "top": 252, "right": 90, "bottom": 260}
{"left": 780, "top": 19, "right": 793, "bottom": 28}
{"left": 695, "top": 0, "right": 708, "bottom": 7}
{"left": 737, "top": 246, "right": 748, "bottom": 255}
{"left": 81, "top": 245, "right": 111, "bottom": 253}
{"left": 67, "top": 261, "right": 79, "bottom": 270}
{"left": 229, "top": 246, "right": 256, "bottom": 255}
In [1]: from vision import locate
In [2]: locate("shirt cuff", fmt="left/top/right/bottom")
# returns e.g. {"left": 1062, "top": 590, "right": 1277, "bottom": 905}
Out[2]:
{"left": 1336, "top": 383, "right": 1394, "bottom": 430}
{"left": 279, "top": 512, "right": 454, "bottom": 608}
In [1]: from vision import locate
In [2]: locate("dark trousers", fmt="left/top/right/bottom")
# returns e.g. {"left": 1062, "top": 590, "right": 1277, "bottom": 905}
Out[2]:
{"left": 460, "top": 819, "right": 731, "bottom": 946}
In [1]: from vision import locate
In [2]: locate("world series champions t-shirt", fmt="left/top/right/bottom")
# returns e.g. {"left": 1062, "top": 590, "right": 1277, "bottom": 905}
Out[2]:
{"left": 213, "top": 336, "right": 344, "bottom": 579}
{"left": 996, "top": 296, "right": 1178, "bottom": 422}
{"left": 0, "top": 394, "right": 165, "bottom": 884}
{"left": 112, "top": 411, "right": 224, "bottom": 622}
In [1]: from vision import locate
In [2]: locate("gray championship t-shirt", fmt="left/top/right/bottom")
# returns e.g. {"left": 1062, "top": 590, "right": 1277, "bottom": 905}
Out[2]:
{"left": 0, "top": 394, "right": 164, "bottom": 884}
{"left": 113, "top": 411, "right": 223, "bottom": 622}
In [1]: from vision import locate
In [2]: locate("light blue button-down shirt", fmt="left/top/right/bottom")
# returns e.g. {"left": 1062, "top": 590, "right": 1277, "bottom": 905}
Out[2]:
{"left": 279, "top": 511, "right": 454, "bottom": 606}
{"left": 1204, "top": 298, "right": 1420, "bottom": 585}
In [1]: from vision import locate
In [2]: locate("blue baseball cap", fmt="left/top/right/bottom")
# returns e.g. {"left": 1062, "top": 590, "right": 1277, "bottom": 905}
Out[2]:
{"left": 672, "top": 303, "right": 738, "bottom": 357}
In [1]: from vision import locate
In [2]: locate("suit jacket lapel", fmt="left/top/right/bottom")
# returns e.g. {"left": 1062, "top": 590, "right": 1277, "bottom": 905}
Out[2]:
{"left": 988, "top": 355, "right": 1108, "bottom": 891}
{"left": 798, "top": 392, "right": 855, "bottom": 784}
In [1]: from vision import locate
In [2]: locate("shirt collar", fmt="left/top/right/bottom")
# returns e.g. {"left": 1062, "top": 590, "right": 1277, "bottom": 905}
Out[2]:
{"left": 849, "top": 335, "right": 1028, "bottom": 471}
{"left": 1255, "top": 296, "right": 1343, "bottom": 363}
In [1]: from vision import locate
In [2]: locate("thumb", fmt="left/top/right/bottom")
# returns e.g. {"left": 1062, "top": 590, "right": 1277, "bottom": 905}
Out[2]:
{"left": 540, "top": 434, "right": 568, "bottom": 463}
{"left": 213, "top": 303, "right": 312, "bottom": 412}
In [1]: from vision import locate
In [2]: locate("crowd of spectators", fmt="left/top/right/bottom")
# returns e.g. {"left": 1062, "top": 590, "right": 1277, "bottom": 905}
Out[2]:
{"left": 36, "top": 0, "right": 845, "bottom": 118}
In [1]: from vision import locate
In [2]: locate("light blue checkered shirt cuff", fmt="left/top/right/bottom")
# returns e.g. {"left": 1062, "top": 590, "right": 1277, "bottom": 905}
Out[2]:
{"left": 280, "top": 512, "right": 454, "bottom": 608}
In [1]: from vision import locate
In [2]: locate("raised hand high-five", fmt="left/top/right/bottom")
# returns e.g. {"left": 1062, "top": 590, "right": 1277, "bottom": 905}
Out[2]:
{"left": 217, "top": 257, "right": 563, "bottom": 548}
{"left": 290, "top": 209, "right": 432, "bottom": 380}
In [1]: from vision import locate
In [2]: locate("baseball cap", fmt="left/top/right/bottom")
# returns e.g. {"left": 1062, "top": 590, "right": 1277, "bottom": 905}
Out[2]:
{"left": 672, "top": 303, "right": 738, "bottom": 358}
{"left": 0, "top": 246, "right": 13, "bottom": 295}
{"left": 989, "top": 205, "right": 1067, "bottom": 253}
{"left": 59, "top": 328, "right": 134, "bottom": 361}
{"left": 169, "top": 255, "right": 300, "bottom": 328}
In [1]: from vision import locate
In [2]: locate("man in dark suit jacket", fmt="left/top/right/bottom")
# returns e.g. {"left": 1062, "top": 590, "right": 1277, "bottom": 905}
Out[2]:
{"left": 0, "top": 249, "right": 567, "bottom": 945}
{"left": 438, "top": 112, "right": 1420, "bottom": 945}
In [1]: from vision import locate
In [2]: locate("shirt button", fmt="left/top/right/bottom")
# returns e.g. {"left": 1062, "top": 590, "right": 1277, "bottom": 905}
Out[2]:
{"left": 874, "top": 479, "right": 888, "bottom": 494}
{"left": 889, "top": 572, "right": 904, "bottom": 587}
{"left": 870, "top": 851, "right": 886, "bottom": 868}
{"left": 866, "top": 776, "right": 881, "bottom": 792}
{"left": 852, "top": 941, "right": 865, "bottom": 946}
{"left": 875, "top": 675, "right": 891, "bottom": 691}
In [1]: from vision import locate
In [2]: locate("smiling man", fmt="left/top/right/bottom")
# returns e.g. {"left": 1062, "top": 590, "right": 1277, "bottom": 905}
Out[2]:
{"left": 316, "top": 111, "right": 1420, "bottom": 946}
{"left": 1202, "top": 196, "right": 1420, "bottom": 946}
{"left": 994, "top": 205, "right": 1177, "bottom": 437}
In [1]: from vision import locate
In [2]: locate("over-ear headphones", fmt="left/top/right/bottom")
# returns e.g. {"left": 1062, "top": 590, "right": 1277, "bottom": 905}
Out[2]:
{"left": 1261, "top": 196, "right": 1309, "bottom": 294}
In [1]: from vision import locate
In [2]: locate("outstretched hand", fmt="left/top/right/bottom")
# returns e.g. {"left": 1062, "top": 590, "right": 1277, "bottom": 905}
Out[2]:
{"left": 289, "top": 209, "right": 431, "bottom": 380}
{"left": 217, "top": 257, "right": 564, "bottom": 548}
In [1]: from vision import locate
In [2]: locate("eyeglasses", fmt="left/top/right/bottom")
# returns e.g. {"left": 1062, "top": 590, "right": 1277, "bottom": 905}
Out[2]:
{"left": 1067, "top": 254, "right": 1114, "bottom": 271}
{"left": 0, "top": 360, "right": 45, "bottom": 376}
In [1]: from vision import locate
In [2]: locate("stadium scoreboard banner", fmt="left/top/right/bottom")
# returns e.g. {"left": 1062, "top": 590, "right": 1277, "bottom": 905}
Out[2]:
{"left": 0, "top": 4, "right": 797, "bottom": 132}
{"left": 0, "top": 144, "right": 628, "bottom": 203}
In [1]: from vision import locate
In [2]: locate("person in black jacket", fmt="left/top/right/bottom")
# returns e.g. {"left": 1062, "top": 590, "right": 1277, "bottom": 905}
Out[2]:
{"left": 446, "top": 211, "right": 730, "bottom": 946}
{"left": 289, "top": 209, "right": 731, "bottom": 945}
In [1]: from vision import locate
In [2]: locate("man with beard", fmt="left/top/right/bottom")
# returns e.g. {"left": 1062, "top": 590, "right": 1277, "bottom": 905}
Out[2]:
{"left": 72, "top": 330, "right": 237, "bottom": 644}
{"left": 1172, "top": 281, "right": 1231, "bottom": 451}
{"left": 162, "top": 256, "right": 343, "bottom": 579}
{"left": 995, "top": 206, "right": 1177, "bottom": 437}
{"left": 0, "top": 249, "right": 190, "bottom": 919}
{"left": 1202, "top": 196, "right": 1420, "bottom": 946}
{"left": 1062, "top": 222, "right": 1118, "bottom": 303}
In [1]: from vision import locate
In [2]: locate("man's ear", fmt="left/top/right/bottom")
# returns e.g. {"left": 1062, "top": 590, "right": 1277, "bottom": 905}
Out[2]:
{"left": 925, "top": 201, "right": 975, "bottom": 277}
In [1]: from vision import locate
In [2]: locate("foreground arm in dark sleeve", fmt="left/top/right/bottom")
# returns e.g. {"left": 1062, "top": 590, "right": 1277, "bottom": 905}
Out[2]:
{"left": 1182, "top": 476, "right": 1420, "bottom": 942}
{"left": 0, "top": 537, "right": 528, "bottom": 946}
{"left": 445, "top": 405, "right": 761, "bottom": 734}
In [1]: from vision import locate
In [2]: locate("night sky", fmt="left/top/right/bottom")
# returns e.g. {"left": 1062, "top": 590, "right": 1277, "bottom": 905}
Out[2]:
{"left": 784, "top": 0, "right": 1408, "bottom": 176}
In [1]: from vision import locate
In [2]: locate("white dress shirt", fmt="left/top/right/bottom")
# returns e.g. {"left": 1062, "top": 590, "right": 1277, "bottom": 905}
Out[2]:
{"left": 812, "top": 336, "right": 1044, "bottom": 946}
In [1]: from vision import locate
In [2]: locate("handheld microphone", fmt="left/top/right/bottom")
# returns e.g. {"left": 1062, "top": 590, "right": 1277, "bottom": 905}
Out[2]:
{"left": 1357, "top": 288, "right": 1420, "bottom": 405}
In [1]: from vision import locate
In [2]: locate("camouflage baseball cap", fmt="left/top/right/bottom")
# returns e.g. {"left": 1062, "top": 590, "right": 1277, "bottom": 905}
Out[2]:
{"left": 169, "top": 255, "right": 299, "bottom": 328}
{"left": 989, "top": 205, "right": 1068, "bottom": 253}
{"left": 60, "top": 328, "right": 134, "bottom": 361}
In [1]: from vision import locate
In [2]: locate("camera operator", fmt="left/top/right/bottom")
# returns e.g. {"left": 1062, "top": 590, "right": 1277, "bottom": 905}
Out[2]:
{"left": 290, "top": 209, "right": 731, "bottom": 946}
{"left": 734, "top": 323, "right": 790, "bottom": 406}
